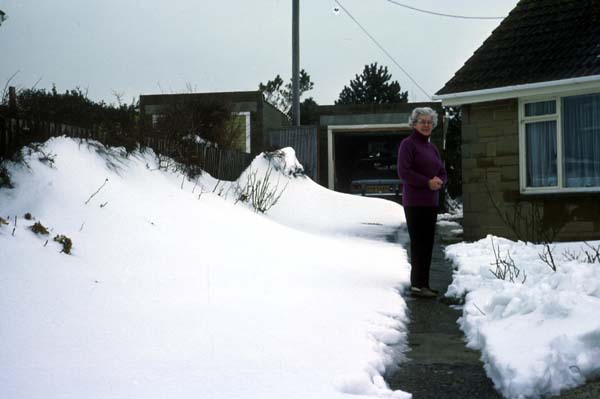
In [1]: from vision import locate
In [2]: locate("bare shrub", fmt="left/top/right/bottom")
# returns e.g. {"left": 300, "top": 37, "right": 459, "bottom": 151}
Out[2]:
{"left": 152, "top": 100, "right": 245, "bottom": 151}
{"left": 489, "top": 237, "right": 527, "bottom": 283}
{"left": 539, "top": 243, "right": 558, "bottom": 272}
{"left": 486, "top": 185, "right": 562, "bottom": 244}
{"left": 23, "top": 143, "right": 57, "bottom": 167}
{"left": 583, "top": 242, "right": 600, "bottom": 264}
{"left": 485, "top": 184, "right": 562, "bottom": 272}
{"left": 150, "top": 99, "right": 248, "bottom": 180}
{"left": 235, "top": 163, "right": 288, "bottom": 213}
{"left": 563, "top": 242, "right": 600, "bottom": 264}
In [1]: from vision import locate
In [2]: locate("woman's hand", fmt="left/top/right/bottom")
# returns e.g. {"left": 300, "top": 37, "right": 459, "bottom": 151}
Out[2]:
{"left": 428, "top": 176, "right": 443, "bottom": 191}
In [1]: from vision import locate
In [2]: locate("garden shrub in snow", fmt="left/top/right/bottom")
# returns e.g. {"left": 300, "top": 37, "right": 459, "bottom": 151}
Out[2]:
{"left": 30, "top": 221, "right": 49, "bottom": 235}
{"left": 54, "top": 234, "right": 73, "bottom": 254}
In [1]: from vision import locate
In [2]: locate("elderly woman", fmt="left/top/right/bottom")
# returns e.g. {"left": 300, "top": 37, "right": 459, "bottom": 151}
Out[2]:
{"left": 397, "top": 107, "right": 447, "bottom": 298}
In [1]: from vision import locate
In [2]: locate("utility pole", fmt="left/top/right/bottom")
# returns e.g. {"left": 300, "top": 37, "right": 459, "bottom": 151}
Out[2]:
{"left": 291, "top": 0, "right": 300, "bottom": 126}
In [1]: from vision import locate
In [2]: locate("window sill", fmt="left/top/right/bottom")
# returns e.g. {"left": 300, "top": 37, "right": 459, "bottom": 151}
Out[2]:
{"left": 520, "top": 187, "right": 600, "bottom": 198}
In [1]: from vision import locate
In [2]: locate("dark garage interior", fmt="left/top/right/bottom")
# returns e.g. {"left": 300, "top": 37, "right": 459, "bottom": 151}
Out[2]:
{"left": 333, "top": 130, "right": 411, "bottom": 195}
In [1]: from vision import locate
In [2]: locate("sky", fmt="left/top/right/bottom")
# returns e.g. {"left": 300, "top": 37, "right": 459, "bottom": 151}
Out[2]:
{"left": 2, "top": 136, "right": 600, "bottom": 398}
{"left": 0, "top": 0, "right": 519, "bottom": 106}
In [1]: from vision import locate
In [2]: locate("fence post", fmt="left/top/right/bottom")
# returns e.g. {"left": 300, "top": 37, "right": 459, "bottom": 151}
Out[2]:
{"left": 0, "top": 115, "right": 5, "bottom": 157}
{"left": 8, "top": 86, "right": 17, "bottom": 117}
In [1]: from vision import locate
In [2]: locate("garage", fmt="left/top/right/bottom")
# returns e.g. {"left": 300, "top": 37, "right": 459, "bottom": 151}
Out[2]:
{"left": 331, "top": 128, "right": 411, "bottom": 198}
{"left": 317, "top": 102, "right": 445, "bottom": 200}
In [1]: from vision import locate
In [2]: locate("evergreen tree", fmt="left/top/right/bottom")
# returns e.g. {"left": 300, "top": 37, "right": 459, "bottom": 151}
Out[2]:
{"left": 335, "top": 62, "right": 408, "bottom": 105}
{"left": 258, "top": 69, "right": 314, "bottom": 116}
{"left": 0, "top": 10, "right": 6, "bottom": 27}
{"left": 299, "top": 97, "right": 319, "bottom": 125}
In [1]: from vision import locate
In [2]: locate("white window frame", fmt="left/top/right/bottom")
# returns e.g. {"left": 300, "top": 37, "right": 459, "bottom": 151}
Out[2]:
{"left": 519, "top": 89, "right": 600, "bottom": 194}
{"left": 232, "top": 111, "right": 251, "bottom": 153}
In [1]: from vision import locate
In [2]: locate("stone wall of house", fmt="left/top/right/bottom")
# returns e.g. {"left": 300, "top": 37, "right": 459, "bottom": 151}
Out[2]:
{"left": 462, "top": 99, "right": 600, "bottom": 242}
{"left": 462, "top": 99, "right": 520, "bottom": 240}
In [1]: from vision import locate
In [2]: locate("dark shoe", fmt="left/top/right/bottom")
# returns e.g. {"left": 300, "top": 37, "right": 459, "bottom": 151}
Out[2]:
{"left": 410, "top": 286, "right": 437, "bottom": 298}
{"left": 427, "top": 287, "right": 440, "bottom": 295}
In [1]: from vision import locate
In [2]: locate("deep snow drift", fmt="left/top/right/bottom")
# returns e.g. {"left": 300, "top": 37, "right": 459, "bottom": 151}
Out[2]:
{"left": 0, "top": 138, "right": 412, "bottom": 399}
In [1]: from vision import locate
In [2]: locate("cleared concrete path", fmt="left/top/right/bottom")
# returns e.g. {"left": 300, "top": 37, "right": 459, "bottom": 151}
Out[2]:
{"left": 385, "top": 222, "right": 501, "bottom": 398}
{"left": 385, "top": 219, "right": 600, "bottom": 399}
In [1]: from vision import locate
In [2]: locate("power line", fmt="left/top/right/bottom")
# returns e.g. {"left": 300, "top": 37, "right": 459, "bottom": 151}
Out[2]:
{"left": 385, "top": 0, "right": 505, "bottom": 20}
{"left": 333, "top": 0, "right": 432, "bottom": 100}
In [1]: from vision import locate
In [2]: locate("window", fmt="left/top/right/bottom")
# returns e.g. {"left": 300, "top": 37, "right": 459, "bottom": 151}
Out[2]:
{"left": 231, "top": 112, "right": 251, "bottom": 153}
{"left": 151, "top": 114, "right": 163, "bottom": 128}
{"left": 563, "top": 94, "right": 600, "bottom": 188}
{"left": 525, "top": 120, "right": 557, "bottom": 187}
{"left": 520, "top": 92, "right": 600, "bottom": 193}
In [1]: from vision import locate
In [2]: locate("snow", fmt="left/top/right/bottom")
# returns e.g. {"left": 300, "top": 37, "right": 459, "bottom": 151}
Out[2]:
{"left": 0, "top": 138, "right": 412, "bottom": 399}
{"left": 203, "top": 147, "right": 405, "bottom": 238}
{"left": 445, "top": 235, "right": 600, "bottom": 398}
{"left": 8, "top": 137, "right": 598, "bottom": 399}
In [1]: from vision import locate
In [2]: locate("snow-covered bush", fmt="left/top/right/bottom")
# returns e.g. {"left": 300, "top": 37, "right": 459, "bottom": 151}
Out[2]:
{"left": 53, "top": 234, "right": 72, "bottom": 254}
{"left": 233, "top": 148, "right": 306, "bottom": 213}
{"left": 263, "top": 149, "right": 305, "bottom": 178}
{"left": 235, "top": 163, "right": 288, "bottom": 213}
{"left": 30, "top": 221, "right": 49, "bottom": 235}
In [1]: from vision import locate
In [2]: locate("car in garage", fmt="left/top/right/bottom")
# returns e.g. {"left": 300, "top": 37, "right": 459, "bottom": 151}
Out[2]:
{"left": 349, "top": 155, "right": 403, "bottom": 199}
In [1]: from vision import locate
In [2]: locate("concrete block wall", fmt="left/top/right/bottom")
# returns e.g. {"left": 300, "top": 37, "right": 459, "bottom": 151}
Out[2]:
{"left": 462, "top": 99, "right": 520, "bottom": 241}
{"left": 462, "top": 99, "right": 600, "bottom": 242}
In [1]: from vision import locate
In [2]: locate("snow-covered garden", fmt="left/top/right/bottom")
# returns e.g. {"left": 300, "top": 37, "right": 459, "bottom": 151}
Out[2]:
{"left": 0, "top": 137, "right": 412, "bottom": 399}
{"left": 445, "top": 236, "right": 600, "bottom": 398}
{"left": 1, "top": 136, "right": 600, "bottom": 399}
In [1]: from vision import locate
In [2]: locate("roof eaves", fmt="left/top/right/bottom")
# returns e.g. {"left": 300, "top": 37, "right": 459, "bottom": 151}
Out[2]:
{"left": 433, "top": 74, "right": 600, "bottom": 106}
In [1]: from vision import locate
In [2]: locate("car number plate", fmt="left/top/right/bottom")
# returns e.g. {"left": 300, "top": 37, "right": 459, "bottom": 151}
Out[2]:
{"left": 366, "top": 185, "right": 390, "bottom": 193}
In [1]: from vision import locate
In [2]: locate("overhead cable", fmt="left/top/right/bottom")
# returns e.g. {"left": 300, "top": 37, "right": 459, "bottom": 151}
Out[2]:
{"left": 333, "top": 0, "right": 432, "bottom": 100}
{"left": 385, "top": 0, "right": 505, "bottom": 20}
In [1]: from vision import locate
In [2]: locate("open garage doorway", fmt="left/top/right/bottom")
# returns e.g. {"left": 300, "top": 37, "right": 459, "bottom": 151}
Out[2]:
{"left": 328, "top": 126, "right": 411, "bottom": 201}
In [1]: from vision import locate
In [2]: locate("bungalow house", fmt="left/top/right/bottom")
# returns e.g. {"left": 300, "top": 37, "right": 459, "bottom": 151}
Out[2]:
{"left": 434, "top": 0, "right": 600, "bottom": 241}
{"left": 139, "top": 91, "right": 289, "bottom": 155}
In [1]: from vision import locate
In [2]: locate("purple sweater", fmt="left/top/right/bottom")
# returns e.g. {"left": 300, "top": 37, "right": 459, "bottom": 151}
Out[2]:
{"left": 397, "top": 130, "right": 448, "bottom": 207}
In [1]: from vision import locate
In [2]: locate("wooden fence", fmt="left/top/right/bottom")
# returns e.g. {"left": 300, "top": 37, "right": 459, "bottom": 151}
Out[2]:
{"left": 268, "top": 125, "right": 318, "bottom": 181}
{"left": 0, "top": 116, "right": 253, "bottom": 181}
{"left": 144, "top": 136, "right": 253, "bottom": 181}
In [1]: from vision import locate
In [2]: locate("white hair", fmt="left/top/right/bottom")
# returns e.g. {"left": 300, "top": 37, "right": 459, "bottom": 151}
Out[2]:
{"left": 408, "top": 107, "right": 438, "bottom": 128}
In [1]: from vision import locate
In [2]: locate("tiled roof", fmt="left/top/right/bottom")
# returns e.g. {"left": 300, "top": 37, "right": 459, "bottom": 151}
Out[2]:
{"left": 436, "top": 0, "right": 600, "bottom": 95}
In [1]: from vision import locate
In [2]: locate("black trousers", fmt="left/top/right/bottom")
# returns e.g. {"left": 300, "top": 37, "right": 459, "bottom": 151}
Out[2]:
{"left": 404, "top": 206, "right": 438, "bottom": 288}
